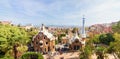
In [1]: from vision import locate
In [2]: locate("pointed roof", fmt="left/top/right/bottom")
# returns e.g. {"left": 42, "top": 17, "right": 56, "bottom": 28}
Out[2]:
{"left": 40, "top": 24, "right": 55, "bottom": 40}
{"left": 73, "top": 32, "right": 80, "bottom": 40}
{"left": 69, "top": 32, "right": 81, "bottom": 44}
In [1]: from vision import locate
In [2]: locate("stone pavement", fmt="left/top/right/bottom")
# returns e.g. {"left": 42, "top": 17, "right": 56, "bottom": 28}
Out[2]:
{"left": 43, "top": 52, "right": 80, "bottom": 59}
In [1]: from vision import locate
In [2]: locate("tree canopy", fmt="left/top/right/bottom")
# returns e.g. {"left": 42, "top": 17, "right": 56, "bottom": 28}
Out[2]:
{"left": 112, "top": 21, "right": 120, "bottom": 33}
{"left": 0, "top": 24, "right": 34, "bottom": 59}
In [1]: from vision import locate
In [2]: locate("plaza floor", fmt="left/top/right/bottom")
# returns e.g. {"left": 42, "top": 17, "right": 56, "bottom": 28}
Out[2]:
{"left": 43, "top": 51, "right": 80, "bottom": 59}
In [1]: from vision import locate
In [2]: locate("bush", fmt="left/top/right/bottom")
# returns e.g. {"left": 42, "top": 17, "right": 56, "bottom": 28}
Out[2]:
{"left": 20, "top": 52, "right": 43, "bottom": 59}
{"left": 99, "top": 33, "right": 114, "bottom": 45}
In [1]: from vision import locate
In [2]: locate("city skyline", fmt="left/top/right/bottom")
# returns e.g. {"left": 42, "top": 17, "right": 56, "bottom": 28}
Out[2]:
{"left": 0, "top": 0, "right": 120, "bottom": 26}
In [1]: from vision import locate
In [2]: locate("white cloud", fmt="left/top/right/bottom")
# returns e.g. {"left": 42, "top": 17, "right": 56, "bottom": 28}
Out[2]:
{"left": 0, "top": 0, "right": 120, "bottom": 25}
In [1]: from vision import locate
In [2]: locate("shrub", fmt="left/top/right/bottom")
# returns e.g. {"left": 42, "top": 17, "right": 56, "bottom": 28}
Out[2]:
{"left": 20, "top": 52, "right": 43, "bottom": 59}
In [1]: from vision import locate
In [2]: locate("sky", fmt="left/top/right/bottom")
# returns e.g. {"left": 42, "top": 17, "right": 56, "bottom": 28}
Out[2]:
{"left": 0, "top": 0, "right": 120, "bottom": 26}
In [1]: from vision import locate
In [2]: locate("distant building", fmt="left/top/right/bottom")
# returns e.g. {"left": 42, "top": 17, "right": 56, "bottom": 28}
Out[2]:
{"left": 32, "top": 24, "right": 55, "bottom": 53}
{"left": 21, "top": 24, "right": 33, "bottom": 30}
{"left": 0, "top": 21, "right": 11, "bottom": 25}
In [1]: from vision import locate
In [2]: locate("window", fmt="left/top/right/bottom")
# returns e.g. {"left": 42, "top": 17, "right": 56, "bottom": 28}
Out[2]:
{"left": 48, "top": 47, "right": 50, "bottom": 51}
{"left": 38, "top": 37, "right": 40, "bottom": 39}
{"left": 46, "top": 42, "right": 48, "bottom": 44}
{"left": 36, "top": 42, "right": 38, "bottom": 44}
{"left": 44, "top": 36, "right": 46, "bottom": 39}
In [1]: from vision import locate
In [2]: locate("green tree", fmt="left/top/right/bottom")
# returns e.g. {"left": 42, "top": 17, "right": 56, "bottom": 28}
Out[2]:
{"left": 72, "top": 27, "right": 79, "bottom": 33}
{"left": 108, "top": 33, "right": 120, "bottom": 58}
{"left": 21, "top": 52, "right": 43, "bottom": 59}
{"left": 92, "top": 34, "right": 100, "bottom": 44}
{"left": 99, "top": 33, "right": 114, "bottom": 45}
{"left": 58, "top": 34, "right": 66, "bottom": 43}
{"left": 112, "top": 21, "right": 120, "bottom": 33}
{"left": 0, "top": 24, "right": 30, "bottom": 58}
{"left": 96, "top": 46, "right": 106, "bottom": 59}
{"left": 26, "top": 28, "right": 38, "bottom": 40}
{"left": 80, "top": 39, "right": 95, "bottom": 59}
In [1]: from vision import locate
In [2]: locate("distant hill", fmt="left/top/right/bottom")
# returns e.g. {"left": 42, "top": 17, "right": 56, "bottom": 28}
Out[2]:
{"left": 88, "top": 20, "right": 120, "bottom": 34}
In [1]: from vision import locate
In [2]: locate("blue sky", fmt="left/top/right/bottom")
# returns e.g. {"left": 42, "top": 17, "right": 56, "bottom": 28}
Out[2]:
{"left": 0, "top": 0, "right": 120, "bottom": 26}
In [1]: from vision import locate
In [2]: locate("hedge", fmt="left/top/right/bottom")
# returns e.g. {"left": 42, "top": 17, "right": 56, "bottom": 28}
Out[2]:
{"left": 20, "top": 52, "right": 44, "bottom": 59}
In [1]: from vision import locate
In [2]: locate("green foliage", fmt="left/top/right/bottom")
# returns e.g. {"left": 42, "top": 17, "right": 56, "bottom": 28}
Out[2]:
{"left": 99, "top": 33, "right": 114, "bottom": 45}
{"left": 55, "top": 39, "right": 58, "bottom": 44}
{"left": 72, "top": 27, "right": 79, "bottom": 33}
{"left": 26, "top": 28, "right": 38, "bottom": 40}
{"left": 3, "top": 45, "right": 28, "bottom": 59}
{"left": 79, "top": 52, "right": 88, "bottom": 59}
{"left": 0, "top": 38, "right": 8, "bottom": 52}
{"left": 91, "top": 33, "right": 114, "bottom": 45}
{"left": 0, "top": 56, "right": 14, "bottom": 59}
{"left": 65, "top": 29, "right": 69, "bottom": 34}
{"left": 0, "top": 49, "right": 14, "bottom": 59}
{"left": 112, "top": 21, "right": 120, "bottom": 33}
{"left": 0, "top": 24, "right": 29, "bottom": 48}
{"left": 80, "top": 47, "right": 92, "bottom": 59}
{"left": 17, "top": 45, "right": 28, "bottom": 54}
{"left": 0, "top": 24, "right": 30, "bottom": 58}
{"left": 60, "top": 34, "right": 66, "bottom": 37}
{"left": 80, "top": 39, "right": 94, "bottom": 59}
{"left": 108, "top": 33, "right": 120, "bottom": 58}
{"left": 85, "top": 40, "right": 94, "bottom": 55}
{"left": 96, "top": 46, "right": 106, "bottom": 59}
{"left": 80, "top": 32, "right": 120, "bottom": 59}
{"left": 58, "top": 34, "right": 66, "bottom": 43}
{"left": 92, "top": 34, "right": 100, "bottom": 44}
{"left": 81, "top": 33, "right": 115, "bottom": 59}
{"left": 20, "top": 52, "right": 43, "bottom": 59}
{"left": 113, "top": 33, "right": 120, "bottom": 42}
{"left": 96, "top": 46, "right": 106, "bottom": 53}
